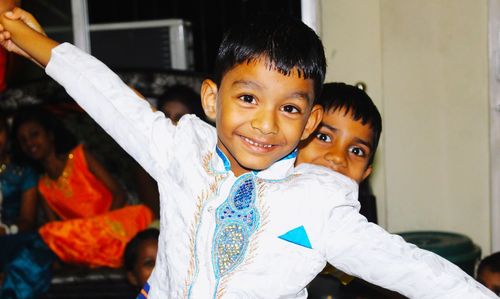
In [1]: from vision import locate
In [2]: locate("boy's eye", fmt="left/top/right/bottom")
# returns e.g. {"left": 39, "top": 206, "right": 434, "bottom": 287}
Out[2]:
{"left": 142, "top": 258, "right": 156, "bottom": 268}
{"left": 315, "top": 132, "right": 331, "bottom": 143}
{"left": 239, "top": 95, "right": 256, "bottom": 104}
{"left": 281, "top": 105, "right": 300, "bottom": 114}
{"left": 349, "top": 146, "right": 366, "bottom": 157}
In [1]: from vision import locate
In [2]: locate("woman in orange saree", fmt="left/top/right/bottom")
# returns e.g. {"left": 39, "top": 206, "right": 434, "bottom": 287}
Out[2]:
{"left": 14, "top": 107, "right": 153, "bottom": 268}
{"left": 37, "top": 144, "right": 152, "bottom": 268}
{"left": 1, "top": 107, "right": 152, "bottom": 299}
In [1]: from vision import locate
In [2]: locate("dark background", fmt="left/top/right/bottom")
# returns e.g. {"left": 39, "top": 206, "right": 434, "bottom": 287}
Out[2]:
{"left": 12, "top": 0, "right": 300, "bottom": 83}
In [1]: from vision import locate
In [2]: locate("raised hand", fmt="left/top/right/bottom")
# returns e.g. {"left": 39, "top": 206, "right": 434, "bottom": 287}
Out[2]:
{"left": 0, "top": 7, "right": 45, "bottom": 62}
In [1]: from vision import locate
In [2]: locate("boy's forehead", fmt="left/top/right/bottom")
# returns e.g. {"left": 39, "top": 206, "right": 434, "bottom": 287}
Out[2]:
{"left": 322, "top": 108, "right": 374, "bottom": 145}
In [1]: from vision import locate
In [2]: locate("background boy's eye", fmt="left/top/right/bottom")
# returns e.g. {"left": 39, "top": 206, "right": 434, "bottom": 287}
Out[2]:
{"left": 349, "top": 146, "right": 366, "bottom": 157}
{"left": 282, "top": 105, "right": 300, "bottom": 114}
{"left": 315, "top": 132, "right": 331, "bottom": 142}
{"left": 239, "top": 95, "right": 256, "bottom": 104}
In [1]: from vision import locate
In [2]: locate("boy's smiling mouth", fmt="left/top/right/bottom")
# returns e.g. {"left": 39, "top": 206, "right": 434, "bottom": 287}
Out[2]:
{"left": 239, "top": 135, "right": 276, "bottom": 152}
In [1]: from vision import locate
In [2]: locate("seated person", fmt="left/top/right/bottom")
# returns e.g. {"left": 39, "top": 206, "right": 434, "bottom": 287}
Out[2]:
{"left": 0, "top": 111, "right": 38, "bottom": 285}
{"left": 0, "top": 111, "right": 38, "bottom": 237}
{"left": 478, "top": 252, "right": 500, "bottom": 296}
{"left": 124, "top": 228, "right": 159, "bottom": 292}
{"left": 0, "top": 106, "right": 153, "bottom": 299}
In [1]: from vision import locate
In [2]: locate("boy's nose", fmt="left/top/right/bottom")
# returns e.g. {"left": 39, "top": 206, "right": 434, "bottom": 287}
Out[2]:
{"left": 251, "top": 110, "right": 278, "bottom": 135}
{"left": 324, "top": 150, "right": 347, "bottom": 168}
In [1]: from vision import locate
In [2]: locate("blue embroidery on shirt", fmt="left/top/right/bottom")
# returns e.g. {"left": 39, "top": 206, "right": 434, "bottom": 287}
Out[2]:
{"left": 215, "top": 146, "right": 231, "bottom": 171}
{"left": 212, "top": 173, "right": 260, "bottom": 283}
{"left": 278, "top": 225, "right": 312, "bottom": 249}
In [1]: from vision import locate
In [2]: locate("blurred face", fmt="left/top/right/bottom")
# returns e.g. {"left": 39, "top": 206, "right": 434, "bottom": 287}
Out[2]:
{"left": 129, "top": 239, "right": 158, "bottom": 287}
{"left": 16, "top": 121, "right": 54, "bottom": 161}
{"left": 202, "top": 58, "right": 322, "bottom": 176}
{"left": 160, "top": 100, "right": 191, "bottom": 124}
{"left": 296, "top": 108, "right": 373, "bottom": 183}
{"left": 478, "top": 269, "right": 500, "bottom": 296}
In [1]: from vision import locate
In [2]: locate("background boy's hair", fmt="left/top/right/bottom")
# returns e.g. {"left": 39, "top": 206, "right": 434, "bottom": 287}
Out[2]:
{"left": 124, "top": 228, "right": 160, "bottom": 272}
{"left": 477, "top": 252, "right": 500, "bottom": 278}
{"left": 157, "top": 84, "right": 203, "bottom": 119}
{"left": 214, "top": 14, "right": 326, "bottom": 97}
{"left": 316, "top": 82, "right": 382, "bottom": 164}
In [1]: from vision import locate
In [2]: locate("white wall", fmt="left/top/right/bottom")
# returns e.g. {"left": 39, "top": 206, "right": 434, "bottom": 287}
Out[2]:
{"left": 321, "top": 0, "right": 491, "bottom": 253}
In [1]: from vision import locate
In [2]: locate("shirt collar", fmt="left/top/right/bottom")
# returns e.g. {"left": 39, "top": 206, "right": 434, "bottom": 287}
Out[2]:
{"left": 212, "top": 146, "right": 296, "bottom": 180}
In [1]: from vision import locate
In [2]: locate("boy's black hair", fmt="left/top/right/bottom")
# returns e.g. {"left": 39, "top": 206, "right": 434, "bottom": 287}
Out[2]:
{"left": 316, "top": 82, "right": 382, "bottom": 164}
{"left": 11, "top": 106, "right": 78, "bottom": 168}
{"left": 214, "top": 14, "right": 326, "bottom": 98}
{"left": 124, "top": 228, "right": 160, "bottom": 272}
{"left": 157, "top": 84, "right": 204, "bottom": 119}
{"left": 478, "top": 252, "right": 500, "bottom": 278}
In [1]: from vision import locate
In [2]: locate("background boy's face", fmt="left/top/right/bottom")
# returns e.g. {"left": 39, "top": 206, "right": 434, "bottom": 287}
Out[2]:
{"left": 478, "top": 269, "right": 500, "bottom": 296}
{"left": 202, "top": 58, "right": 322, "bottom": 176}
{"left": 296, "top": 108, "right": 373, "bottom": 183}
{"left": 160, "top": 100, "right": 191, "bottom": 124}
{"left": 127, "top": 239, "right": 158, "bottom": 287}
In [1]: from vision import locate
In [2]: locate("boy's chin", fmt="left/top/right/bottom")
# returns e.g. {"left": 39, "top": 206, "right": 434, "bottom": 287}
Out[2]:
{"left": 232, "top": 159, "right": 273, "bottom": 175}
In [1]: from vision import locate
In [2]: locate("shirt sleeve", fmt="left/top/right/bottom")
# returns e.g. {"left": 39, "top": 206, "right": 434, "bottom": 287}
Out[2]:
{"left": 45, "top": 43, "right": 175, "bottom": 178}
{"left": 322, "top": 206, "right": 498, "bottom": 299}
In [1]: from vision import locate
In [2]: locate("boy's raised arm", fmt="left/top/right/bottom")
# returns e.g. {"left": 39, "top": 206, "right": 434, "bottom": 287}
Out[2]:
{"left": 0, "top": 8, "right": 58, "bottom": 67}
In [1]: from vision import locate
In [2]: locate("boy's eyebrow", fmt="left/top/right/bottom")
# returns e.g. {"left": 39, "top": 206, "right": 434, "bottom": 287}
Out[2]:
{"left": 320, "top": 123, "right": 373, "bottom": 149}
{"left": 289, "top": 91, "right": 311, "bottom": 103}
{"left": 233, "top": 80, "right": 310, "bottom": 102}
{"left": 233, "top": 80, "right": 262, "bottom": 90}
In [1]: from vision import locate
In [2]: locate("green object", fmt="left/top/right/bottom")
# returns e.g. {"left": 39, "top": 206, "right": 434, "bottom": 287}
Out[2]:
{"left": 398, "top": 231, "right": 481, "bottom": 276}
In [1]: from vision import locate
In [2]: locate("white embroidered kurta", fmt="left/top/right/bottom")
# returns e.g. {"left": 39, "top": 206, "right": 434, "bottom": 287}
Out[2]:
{"left": 45, "top": 43, "right": 497, "bottom": 299}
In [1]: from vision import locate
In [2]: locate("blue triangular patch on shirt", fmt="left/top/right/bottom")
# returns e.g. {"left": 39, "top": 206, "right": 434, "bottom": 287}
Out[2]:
{"left": 278, "top": 225, "right": 312, "bottom": 249}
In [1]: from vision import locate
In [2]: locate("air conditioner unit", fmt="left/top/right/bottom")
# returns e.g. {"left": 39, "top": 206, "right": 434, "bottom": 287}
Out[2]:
{"left": 46, "top": 19, "right": 194, "bottom": 71}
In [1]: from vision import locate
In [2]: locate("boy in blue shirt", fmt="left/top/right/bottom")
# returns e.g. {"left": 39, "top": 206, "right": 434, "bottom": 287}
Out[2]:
{"left": 0, "top": 8, "right": 496, "bottom": 299}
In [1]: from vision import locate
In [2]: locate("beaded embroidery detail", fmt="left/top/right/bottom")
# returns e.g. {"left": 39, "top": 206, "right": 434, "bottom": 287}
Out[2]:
{"left": 41, "top": 152, "right": 75, "bottom": 198}
{"left": 212, "top": 173, "right": 260, "bottom": 279}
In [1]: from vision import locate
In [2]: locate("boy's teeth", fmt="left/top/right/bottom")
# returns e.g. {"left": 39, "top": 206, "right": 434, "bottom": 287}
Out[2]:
{"left": 244, "top": 137, "right": 272, "bottom": 148}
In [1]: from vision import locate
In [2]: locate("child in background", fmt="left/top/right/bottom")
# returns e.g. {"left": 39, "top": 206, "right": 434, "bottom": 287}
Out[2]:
{"left": 124, "top": 228, "right": 160, "bottom": 292}
{"left": 478, "top": 252, "right": 500, "bottom": 296}
{"left": 296, "top": 82, "right": 380, "bottom": 184}
{"left": 0, "top": 7, "right": 497, "bottom": 299}
{"left": 157, "top": 84, "right": 203, "bottom": 124}
{"left": 298, "top": 82, "right": 403, "bottom": 298}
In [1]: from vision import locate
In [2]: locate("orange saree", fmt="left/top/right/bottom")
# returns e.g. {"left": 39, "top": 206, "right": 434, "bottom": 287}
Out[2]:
{"left": 38, "top": 145, "right": 153, "bottom": 268}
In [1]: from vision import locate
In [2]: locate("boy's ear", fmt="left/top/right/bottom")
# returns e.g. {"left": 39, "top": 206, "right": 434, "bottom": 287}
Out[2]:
{"left": 300, "top": 104, "right": 323, "bottom": 140}
{"left": 361, "top": 165, "right": 373, "bottom": 181}
{"left": 201, "top": 79, "right": 218, "bottom": 122}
